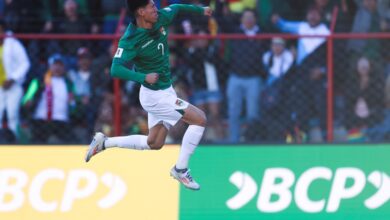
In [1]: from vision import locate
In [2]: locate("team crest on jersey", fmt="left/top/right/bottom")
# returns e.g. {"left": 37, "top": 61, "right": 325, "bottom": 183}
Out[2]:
{"left": 160, "top": 27, "right": 166, "bottom": 36}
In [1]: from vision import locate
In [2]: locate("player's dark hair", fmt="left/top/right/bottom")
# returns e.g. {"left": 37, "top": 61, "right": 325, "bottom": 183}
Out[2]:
{"left": 126, "top": 0, "right": 149, "bottom": 15}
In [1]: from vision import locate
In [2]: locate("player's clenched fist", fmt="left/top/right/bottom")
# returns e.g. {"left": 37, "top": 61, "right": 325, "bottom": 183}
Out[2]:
{"left": 203, "top": 7, "right": 212, "bottom": 16}
{"left": 145, "top": 73, "right": 159, "bottom": 84}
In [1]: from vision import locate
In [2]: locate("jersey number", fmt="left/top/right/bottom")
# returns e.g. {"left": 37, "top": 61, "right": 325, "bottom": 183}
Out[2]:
{"left": 158, "top": 43, "right": 164, "bottom": 56}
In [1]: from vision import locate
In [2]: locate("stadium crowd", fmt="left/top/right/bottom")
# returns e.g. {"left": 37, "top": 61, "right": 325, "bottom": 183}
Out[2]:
{"left": 0, "top": 0, "right": 389, "bottom": 144}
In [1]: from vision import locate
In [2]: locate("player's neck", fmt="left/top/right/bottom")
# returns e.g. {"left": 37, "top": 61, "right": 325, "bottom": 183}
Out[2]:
{"left": 136, "top": 18, "right": 154, "bottom": 29}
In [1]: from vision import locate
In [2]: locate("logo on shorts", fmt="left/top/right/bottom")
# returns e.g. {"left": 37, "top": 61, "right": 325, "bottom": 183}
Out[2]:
{"left": 160, "top": 27, "right": 166, "bottom": 36}
{"left": 175, "top": 99, "right": 184, "bottom": 107}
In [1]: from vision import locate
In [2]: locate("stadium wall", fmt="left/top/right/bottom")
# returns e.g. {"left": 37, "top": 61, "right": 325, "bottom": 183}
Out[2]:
{"left": 1, "top": 145, "right": 389, "bottom": 220}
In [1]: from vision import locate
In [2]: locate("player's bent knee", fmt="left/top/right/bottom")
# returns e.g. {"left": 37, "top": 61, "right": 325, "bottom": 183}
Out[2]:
{"left": 198, "top": 110, "right": 207, "bottom": 127}
{"left": 151, "top": 143, "right": 164, "bottom": 150}
{"left": 148, "top": 140, "right": 164, "bottom": 150}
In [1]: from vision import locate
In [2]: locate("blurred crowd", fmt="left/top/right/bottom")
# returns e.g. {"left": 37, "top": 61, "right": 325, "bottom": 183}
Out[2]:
{"left": 0, "top": 0, "right": 389, "bottom": 144}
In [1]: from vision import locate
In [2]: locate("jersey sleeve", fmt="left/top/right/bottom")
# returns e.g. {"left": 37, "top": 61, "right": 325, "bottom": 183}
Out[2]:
{"left": 111, "top": 44, "right": 146, "bottom": 83}
{"left": 159, "top": 4, "right": 204, "bottom": 26}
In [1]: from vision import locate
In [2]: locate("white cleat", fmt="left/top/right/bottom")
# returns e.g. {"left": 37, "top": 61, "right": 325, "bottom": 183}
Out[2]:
{"left": 85, "top": 132, "right": 107, "bottom": 162}
{"left": 170, "top": 167, "right": 200, "bottom": 191}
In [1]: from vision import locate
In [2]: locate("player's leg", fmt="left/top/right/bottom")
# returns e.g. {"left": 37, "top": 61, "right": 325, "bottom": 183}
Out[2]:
{"left": 105, "top": 122, "right": 167, "bottom": 150}
{"left": 170, "top": 104, "right": 206, "bottom": 190}
{"left": 182, "top": 104, "right": 207, "bottom": 126}
{"left": 176, "top": 104, "right": 206, "bottom": 168}
{"left": 86, "top": 128, "right": 151, "bottom": 163}
{"left": 85, "top": 131, "right": 151, "bottom": 162}
{"left": 146, "top": 123, "right": 168, "bottom": 150}
{"left": 86, "top": 85, "right": 179, "bottom": 161}
{"left": 85, "top": 117, "right": 171, "bottom": 161}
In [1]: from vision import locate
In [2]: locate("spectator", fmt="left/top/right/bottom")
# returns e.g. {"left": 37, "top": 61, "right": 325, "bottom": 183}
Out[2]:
{"left": 92, "top": 44, "right": 117, "bottom": 137}
{"left": 312, "top": 0, "right": 335, "bottom": 26}
{"left": 213, "top": 0, "right": 240, "bottom": 33}
{"left": 345, "top": 57, "right": 384, "bottom": 130}
{"left": 67, "top": 47, "right": 95, "bottom": 142}
{"left": 226, "top": 9, "right": 265, "bottom": 143}
{"left": 377, "top": 0, "right": 390, "bottom": 22}
{"left": 57, "top": 0, "right": 94, "bottom": 33}
{"left": 69, "top": 45, "right": 113, "bottom": 141}
{"left": 259, "top": 37, "right": 294, "bottom": 141}
{"left": 333, "top": 0, "right": 358, "bottom": 93}
{"left": 273, "top": 7, "right": 330, "bottom": 139}
{"left": 55, "top": 0, "right": 95, "bottom": 68}
{"left": 262, "top": 37, "right": 294, "bottom": 86}
{"left": 22, "top": 54, "right": 76, "bottom": 144}
{"left": 256, "top": 0, "right": 294, "bottom": 33}
{"left": 0, "top": 20, "right": 31, "bottom": 139}
{"left": 1, "top": 0, "right": 45, "bottom": 33}
{"left": 347, "top": 0, "right": 384, "bottom": 60}
{"left": 100, "top": 0, "right": 125, "bottom": 34}
{"left": 94, "top": 92, "right": 114, "bottom": 136}
{"left": 183, "top": 29, "right": 224, "bottom": 141}
{"left": 42, "top": 0, "right": 101, "bottom": 33}
{"left": 272, "top": 6, "right": 330, "bottom": 65}
{"left": 365, "top": 66, "right": 390, "bottom": 141}
{"left": 335, "top": 0, "right": 358, "bottom": 33}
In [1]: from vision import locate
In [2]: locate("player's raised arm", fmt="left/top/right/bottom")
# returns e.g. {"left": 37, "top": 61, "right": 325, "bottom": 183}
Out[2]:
{"left": 159, "top": 4, "right": 212, "bottom": 25}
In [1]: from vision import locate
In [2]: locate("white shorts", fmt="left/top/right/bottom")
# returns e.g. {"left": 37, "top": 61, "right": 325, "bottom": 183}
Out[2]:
{"left": 139, "top": 85, "right": 189, "bottom": 129}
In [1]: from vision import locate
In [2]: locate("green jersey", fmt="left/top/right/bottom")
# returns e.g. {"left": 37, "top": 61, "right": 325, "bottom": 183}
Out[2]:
{"left": 111, "top": 4, "right": 204, "bottom": 90}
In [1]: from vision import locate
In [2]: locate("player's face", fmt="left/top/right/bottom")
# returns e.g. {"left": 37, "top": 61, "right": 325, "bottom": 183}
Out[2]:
{"left": 140, "top": 0, "right": 158, "bottom": 24}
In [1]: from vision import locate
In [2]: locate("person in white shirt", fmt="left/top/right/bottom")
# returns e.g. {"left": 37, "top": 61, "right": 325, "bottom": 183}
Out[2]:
{"left": 0, "top": 21, "right": 30, "bottom": 139}
{"left": 22, "top": 54, "right": 75, "bottom": 143}
{"left": 272, "top": 7, "right": 330, "bottom": 65}
{"left": 260, "top": 38, "right": 294, "bottom": 141}
{"left": 262, "top": 37, "right": 294, "bottom": 86}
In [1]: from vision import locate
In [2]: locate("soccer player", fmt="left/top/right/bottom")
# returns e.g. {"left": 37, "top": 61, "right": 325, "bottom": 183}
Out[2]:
{"left": 85, "top": 0, "right": 212, "bottom": 191}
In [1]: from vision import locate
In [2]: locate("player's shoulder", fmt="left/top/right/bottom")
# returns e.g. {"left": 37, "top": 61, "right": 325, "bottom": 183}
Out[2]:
{"left": 118, "top": 24, "right": 142, "bottom": 49}
{"left": 158, "top": 6, "right": 177, "bottom": 20}
{"left": 158, "top": 6, "right": 174, "bottom": 14}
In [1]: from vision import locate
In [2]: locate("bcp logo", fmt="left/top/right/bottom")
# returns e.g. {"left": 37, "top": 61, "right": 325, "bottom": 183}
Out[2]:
{"left": 227, "top": 167, "right": 390, "bottom": 213}
{"left": 0, "top": 169, "right": 127, "bottom": 212}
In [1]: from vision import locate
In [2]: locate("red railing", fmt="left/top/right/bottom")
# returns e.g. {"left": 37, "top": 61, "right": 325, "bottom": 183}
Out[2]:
{"left": 7, "top": 31, "right": 390, "bottom": 142}
{"left": 326, "top": 6, "right": 339, "bottom": 142}
{"left": 112, "top": 8, "right": 128, "bottom": 136}
{"left": 9, "top": 32, "right": 390, "bottom": 40}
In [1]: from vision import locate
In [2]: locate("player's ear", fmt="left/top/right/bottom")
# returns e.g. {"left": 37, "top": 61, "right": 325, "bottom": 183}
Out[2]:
{"left": 137, "top": 7, "right": 145, "bottom": 17}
